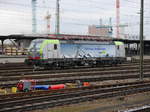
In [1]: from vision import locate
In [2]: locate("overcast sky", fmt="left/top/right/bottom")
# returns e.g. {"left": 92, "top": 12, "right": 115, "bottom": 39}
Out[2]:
{"left": 0, "top": 0, "right": 150, "bottom": 39}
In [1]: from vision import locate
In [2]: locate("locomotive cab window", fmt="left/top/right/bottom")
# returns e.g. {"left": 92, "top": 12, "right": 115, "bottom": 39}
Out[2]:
{"left": 117, "top": 45, "right": 119, "bottom": 50}
{"left": 54, "top": 44, "right": 57, "bottom": 50}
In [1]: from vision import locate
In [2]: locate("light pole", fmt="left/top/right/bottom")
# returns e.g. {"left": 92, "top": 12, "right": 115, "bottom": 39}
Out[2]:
{"left": 139, "top": 0, "right": 144, "bottom": 80}
{"left": 55, "top": 0, "right": 60, "bottom": 35}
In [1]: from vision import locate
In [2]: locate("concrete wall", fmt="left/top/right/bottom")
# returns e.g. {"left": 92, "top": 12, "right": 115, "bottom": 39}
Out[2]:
{"left": 16, "top": 39, "right": 32, "bottom": 49}
{"left": 0, "top": 55, "right": 26, "bottom": 63}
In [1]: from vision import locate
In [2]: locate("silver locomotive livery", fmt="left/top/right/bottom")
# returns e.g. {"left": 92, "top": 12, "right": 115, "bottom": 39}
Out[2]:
{"left": 25, "top": 39, "right": 125, "bottom": 68}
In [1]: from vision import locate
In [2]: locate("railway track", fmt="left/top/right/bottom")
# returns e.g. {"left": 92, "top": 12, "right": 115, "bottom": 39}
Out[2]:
{"left": 0, "top": 63, "right": 32, "bottom": 70}
{"left": 1, "top": 68, "right": 150, "bottom": 81}
{"left": 0, "top": 61, "right": 149, "bottom": 74}
{"left": 1, "top": 81, "right": 150, "bottom": 112}
{"left": 1, "top": 62, "right": 150, "bottom": 78}
{"left": 1, "top": 63, "right": 150, "bottom": 76}
{"left": 0, "top": 80, "right": 148, "bottom": 99}
{"left": 1, "top": 72, "right": 150, "bottom": 88}
{"left": 120, "top": 105, "right": 150, "bottom": 112}
{"left": 1, "top": 64, "right": 150, "bottom": 87}
{"left": 0, "top": 61, "right": 150, "bottom": 112}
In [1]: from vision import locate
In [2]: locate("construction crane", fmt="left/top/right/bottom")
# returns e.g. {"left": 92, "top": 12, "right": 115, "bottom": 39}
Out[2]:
{"left": 45, "top": 11, "right": 51, "bottom": 34}
{"left": 56, "top": 0, "right": 60, "bottom": 34}
{"left": 32, "top": 0, "right": 37, "bottom": 33}
{"left": 116, "top": 0, "right": 120, "bottom": 38}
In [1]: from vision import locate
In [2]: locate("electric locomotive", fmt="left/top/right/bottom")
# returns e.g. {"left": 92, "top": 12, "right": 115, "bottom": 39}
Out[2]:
{"left": 25, "top": 39, "right": 125, "bottom": 68}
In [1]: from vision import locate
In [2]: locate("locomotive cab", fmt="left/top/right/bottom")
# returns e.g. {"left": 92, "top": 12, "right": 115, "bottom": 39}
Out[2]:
{"left": 28, "top": 39, "right": 43, "bottom": 60}
{"left": 41, "top": 40, "right": 60, "bottom": 59}
{"left": 25, "top": 39, "right": 60, "bottom": 65}
{"left": 114, "top": 41, "right": 125, "bottom": 58}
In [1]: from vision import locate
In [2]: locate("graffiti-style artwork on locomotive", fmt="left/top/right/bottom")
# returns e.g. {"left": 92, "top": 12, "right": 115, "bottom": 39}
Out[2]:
{"left": 25, "top": 39, "right": 125, "bottom": 68}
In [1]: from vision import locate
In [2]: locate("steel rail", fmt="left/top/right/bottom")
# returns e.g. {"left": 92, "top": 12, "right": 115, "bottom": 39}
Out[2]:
{"left": 1, "top": 71, "right": 150, "bottom": 88}
{"left": 1, "top": 82, "right": 150, "bottom": 112}
{"left": 119, "top": 105, "right": 150, "bottom": 112}
{"left": 1, "top": 64, "right": 150, "bottom": 76}
{"left": 0, "top": 62, "right": 150, "bottom": 76}
{"left": 1, "top": 68, "right": 150, "bottom": 81}
{"left": 0, "top": 61, "right": 149, "bottom": 72}
{"left": 0, "top": 80, "right": 149, "bottom": 100}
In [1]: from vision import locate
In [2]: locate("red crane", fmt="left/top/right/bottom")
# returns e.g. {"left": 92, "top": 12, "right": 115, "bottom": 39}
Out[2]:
{"left": 116, "top": 0, "right": 120, "bottom": 38}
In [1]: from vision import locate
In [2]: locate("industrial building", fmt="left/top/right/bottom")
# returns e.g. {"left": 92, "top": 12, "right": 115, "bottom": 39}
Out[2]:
{"left": 88, "top": 25, "right": 113, "bottom": 37}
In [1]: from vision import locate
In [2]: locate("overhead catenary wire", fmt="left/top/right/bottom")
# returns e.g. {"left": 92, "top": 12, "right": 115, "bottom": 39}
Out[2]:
{"left": 0, "top": 0, "right": 149, "bottom": 35}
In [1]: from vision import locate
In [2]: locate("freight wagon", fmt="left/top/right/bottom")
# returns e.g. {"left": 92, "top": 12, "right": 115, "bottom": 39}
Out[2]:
{"left": 17, "top": 79, "right": 90, "bottom": 92}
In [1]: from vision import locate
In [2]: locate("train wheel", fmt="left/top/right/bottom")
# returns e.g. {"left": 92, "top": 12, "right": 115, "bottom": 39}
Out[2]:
{"left": 24, "top": 88, "right": 29, "bottom": 92}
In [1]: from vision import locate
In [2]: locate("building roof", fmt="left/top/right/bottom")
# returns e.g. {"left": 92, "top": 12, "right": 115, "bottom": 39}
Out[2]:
{"left": 0, "top": 34, "right": 150, "bottom": 44}
{"left": 0, "top": 34, "right": 112, "bottom": 41}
